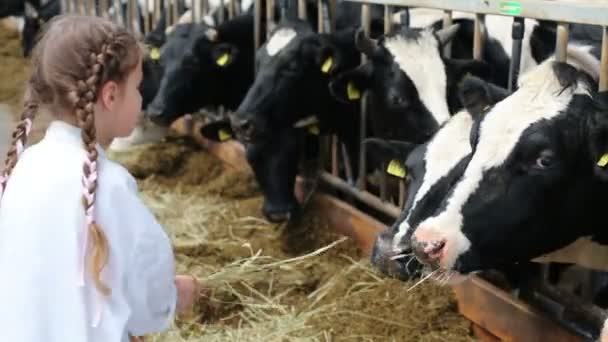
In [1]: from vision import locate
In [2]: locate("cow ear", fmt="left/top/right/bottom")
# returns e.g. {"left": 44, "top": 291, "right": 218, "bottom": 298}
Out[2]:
{"left": 445, "top": 58, "right": 494, "bottom": 86}
{"left": 200, "top": 120, "right": 234, "bottom": 142}
{"left": 328, "top": 63, "right": 372, "bottom": 104}
{"left": 211, "top": 43, "right": 238, "bottom": 68}
{"left": 589, "top": 91, "right": 608, "bottom": 181}
{"left": 365, "top": 138, "right": 418, "bottom": 178}
{"left": 25, "top": 1, "right": 39, "bottom": 18}
{"left": 458, "top": 75, "right": 510, "bottom": 117}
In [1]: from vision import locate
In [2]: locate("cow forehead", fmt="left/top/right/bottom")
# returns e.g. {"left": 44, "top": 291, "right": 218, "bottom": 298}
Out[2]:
{"left": 428, "top": 61, "right": 591, "bottom": 231}
{"left": 395, "top": 110, "right": 473, "bottom": 241}
{"left": 266, "top": 28, "right": 297, "bottom": 56}
{"left": 383, "top": 29, "right": 450, "bottom": 126}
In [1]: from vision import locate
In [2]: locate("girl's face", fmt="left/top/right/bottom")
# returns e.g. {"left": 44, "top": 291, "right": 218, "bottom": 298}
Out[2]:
{"left": 96, "top": 58, "right": 143, "bottom": 145}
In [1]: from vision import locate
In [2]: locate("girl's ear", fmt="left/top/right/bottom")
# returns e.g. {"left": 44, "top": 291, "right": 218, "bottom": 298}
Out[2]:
{"left": 99, "top": 80, "right": 119, "bottom": 111}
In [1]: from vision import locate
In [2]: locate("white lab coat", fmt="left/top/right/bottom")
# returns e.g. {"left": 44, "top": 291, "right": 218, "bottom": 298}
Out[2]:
{"left": 0, "top": 121, "right": 177, "bottom": 341}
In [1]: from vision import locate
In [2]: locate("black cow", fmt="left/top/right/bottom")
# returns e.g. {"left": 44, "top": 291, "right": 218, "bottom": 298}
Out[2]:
{"left": 216, "top": 20, "right": 364, "bottom": 222}
{"left": 146, "top": 13, "right": 259, "bottom": 126}
{"left": 0, "top": 0, "right": 42, "bottom": 18}
{"left": 21, "top": 0, "right": 59, "bottom": 57}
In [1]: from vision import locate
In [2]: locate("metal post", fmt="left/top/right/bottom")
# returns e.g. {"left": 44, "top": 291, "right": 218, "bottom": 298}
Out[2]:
{"left": 153, "top": 0, "right": 160, "bottom": 25}
{"left": 266, "top": 0, "right": 275, "bottom": 37}
{"left": 164, "top": 0, "right": 172, "bottom": 26}
{"left": 508, "top": 17, "right": 525, "bottom": 92}
{"left": 398, "top": 179, "right": 406, "bottom": 208}
{"left": 219, "top": 0, "right": 226, "bottom": 23}
{"left": 254, "top": 0, "right": 262, "bottom": 73}
{"left": 299, "top": 0, "right": 307, "bottom": 20}
{"left": 193, "top": 0, "right": 201, "bottom": 23}
{"left": 172, "top": 0, "right": 180, "bottom": 27}
{"left": 127, "top": 0, "right": 136, "bottom": 32}
{"left": 357, "top": 4, "right": 371, "bottom": 191}
{"left": 600, "top": 27, "right": 608, "bottom": 92}
{"left": 329, "top": 0, "right": 337, "bottom": 33}
{"left": 143, "top": 0, "right": 152, "bottom": 33}
{"left": 384, "top": 5, "right": 393, "bottom": 35}
{"left": 228, "top": 0, "right": 235, "bottom": 19}
{"left": 442, "top": 10, "right": 453, "bottom": 57}
{"left": 555, "top": 22, "right": 570, "bottom": 62}
{"left": 473, "top": 13, "right": 485, "bottom": 60}
{"left": 400, "top": 7, "right": 409, "bottom": 27}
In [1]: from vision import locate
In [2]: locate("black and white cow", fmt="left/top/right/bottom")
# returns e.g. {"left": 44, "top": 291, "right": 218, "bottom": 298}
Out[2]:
{"left": 146, "top": 13, "right": 260, "bottom": 126}
{"left": 391, "top": 60, "right": 607, "bottom": 282}
{"left": 21, "top": 0, "right": 59, "bottom": 57}
{"left": 368, "top": 75, "right": 510, "bottom": 280}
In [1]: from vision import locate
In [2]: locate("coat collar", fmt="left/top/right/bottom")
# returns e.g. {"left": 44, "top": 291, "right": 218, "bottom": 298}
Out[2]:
{"left": 43, "top": 121, "right": 106, "bottom": 159}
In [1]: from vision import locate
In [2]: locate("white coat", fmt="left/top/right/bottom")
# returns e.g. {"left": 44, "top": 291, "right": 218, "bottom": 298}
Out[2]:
{"left": 0, "top": 120, "right": 177, "bottom": 341}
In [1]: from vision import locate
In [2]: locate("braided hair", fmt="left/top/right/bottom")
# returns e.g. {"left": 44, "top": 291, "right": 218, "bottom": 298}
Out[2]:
{"left": 1, "top": 15, "right": 143, "bottom": 296}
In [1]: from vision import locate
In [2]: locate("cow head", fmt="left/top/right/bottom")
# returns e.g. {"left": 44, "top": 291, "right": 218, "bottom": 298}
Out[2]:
{"left": 329, "top": 25, "right": 493, "bottom": 143}
{"left": 370, "top": 75, "right": 510, "bottom": 280}
{"left": 231, "top": 21, "right": 358, "bottom": 142}
{"left": 401, "top": 61, "right": 607, "bottom": 279}
{"left": 146, "top": 22, "right": 241, "bottom": 126}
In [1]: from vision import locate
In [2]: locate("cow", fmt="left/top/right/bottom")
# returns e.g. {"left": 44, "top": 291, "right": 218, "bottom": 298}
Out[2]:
{"left": 21, "top": 0, "right": 59, "bottom": 57}
{"left": 367, "top": 75, "right": 510, "bottom": 280}
{"left": 213, "top": 20, "right": 370, "bottom": 222}
{"left": 146, "top": 12, "right": 261, "bottom": 126}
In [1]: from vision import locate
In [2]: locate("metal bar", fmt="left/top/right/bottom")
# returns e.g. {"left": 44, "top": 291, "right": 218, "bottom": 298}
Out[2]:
{"left": 193, "top": 0, "right": 202, "bottom": 23}
{"left": 384, "top": 5, "right": 393, "bottom": 34}
{"left": 555, "top": 22, "right": 570, "bottom": 62}
{"left": 321, "top": 172, "right": 402, "bottom": 219}
{"left": 400, "top": 7, "right": 409, "bottom": 27}
{"left": 379, "top": 168, "right": 388, "bottom": 202}
{"left": 398, "top": 179, "right": 406, "bottom": 208}
{"left": 317, "top": 0, "right": 323, "bottom": 32}
{"left": 228, "top": 0, "right": 235, "bottom": 19}
{"left": 329, "top": 0, "right": 337, "bottom": 33}
{"left": 442, "top": 10, "right": 453, "bottom": 57}
{"left": 508, "top": 17, "right": 524, "bottom": 92}
{"left": 357, "top": 4, "right": 371, "bottom": 191}
{"left": 164, "top": 0, "right": 171, "bottom": 26}
{"left": 332, "top": 136, "right": 339, "bottom": 176}
{"left": 299, "top": 0, "right": 307, "bottom": 20}
{"left": 601, "top": 27, "right": 608, "bottom": 92}
{"left": 345, "top": 0, "right": 608, "bottom": 27}
{"left": 254, "top": 0, "right": 262, "bottom": 72}
{"left": 341, "top": 143, "right": 354, "bottom": 185}
{"left": 266, "top": 0, "right": 274, "bottom": 37}
{"left": 473, "top": 13, "right": 485, "bottom": 60}
{"left": 172, "top": 0, "right": 180, "bottom": 27}
{"left": 143, "top": 0, "right": 152, "bottom": 33}
{"left": 218, "top": 0, "right": 226, "bottom": 23}
{"left": 153, "top": 0, "right": 160, "bottom": 25}
{"left": 127, "top": 0, "right": 136, "bottom": 31}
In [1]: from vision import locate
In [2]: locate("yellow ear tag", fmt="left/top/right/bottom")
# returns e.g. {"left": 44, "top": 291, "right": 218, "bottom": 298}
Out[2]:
{"left": 321, "top": 57, "right": 333, "bottom": 74}
{"left": 386, "top": 159, "right": 407, "bottom": 178}
{"left": 150, "top": 48, "right": 160, "bottom": 61}
{"left": 597, "top": 153, "right": 608, "bottom": 167}
{"left": 347, "top": 82, "right": 361, "bottom": 101}
{"left": 218, "top": 129, "right": 232, "bottom": 141}
{"left": 308, "top": 125, "right": 320, "bottom": 135}
{"left": 216, "top": 53, "right": 230, "bottom": 67}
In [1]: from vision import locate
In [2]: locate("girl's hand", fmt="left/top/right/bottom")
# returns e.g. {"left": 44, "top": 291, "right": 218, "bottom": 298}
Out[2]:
{"left": 175, "top": 275, "right": 201, "bottom": 317}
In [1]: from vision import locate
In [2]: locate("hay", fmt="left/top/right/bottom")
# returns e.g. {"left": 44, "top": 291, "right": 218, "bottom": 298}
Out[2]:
{"left": 108, "top": 141, "right": 474, "bottom": 341}
{"left": 0, "top": 27, "right": 51, "bottom": 144}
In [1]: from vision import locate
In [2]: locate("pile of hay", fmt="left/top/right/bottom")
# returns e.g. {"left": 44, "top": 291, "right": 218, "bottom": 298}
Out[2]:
{"left": 109, "top": 141, "right": 474, "bottom": 342}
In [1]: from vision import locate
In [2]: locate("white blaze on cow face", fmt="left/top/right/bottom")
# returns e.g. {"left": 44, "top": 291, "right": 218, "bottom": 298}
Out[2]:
{"left": 266, "top": 28, "right": 297, "bottom": 56}
{"left": 384, "top": 29, "right": 451, "bottom": 126}
{"left": 413, "top": 60, "right": 592, "bottom": 271}
{"left": 393, "top": 110, "right": 474, "bottom": 248}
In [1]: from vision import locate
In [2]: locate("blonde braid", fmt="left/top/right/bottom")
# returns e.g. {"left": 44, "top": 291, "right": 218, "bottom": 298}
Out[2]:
{"left": 68, "top": 39, "right": 115, "bottom": 296}
{"left": 0, "top": 100, "right": 38, "bottom": 198}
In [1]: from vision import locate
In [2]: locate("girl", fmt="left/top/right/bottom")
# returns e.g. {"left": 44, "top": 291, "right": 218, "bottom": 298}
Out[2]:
{"left": 0, "top": 15, "right": 201, "bottom": 341}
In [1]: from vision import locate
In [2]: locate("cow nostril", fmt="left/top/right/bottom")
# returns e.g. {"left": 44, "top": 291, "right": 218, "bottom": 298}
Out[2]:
{"left": 425, "top": 240, "right": 445, "bottom": 257}
{"left": 412, "top": 237, "right": 446, "bottom": 265}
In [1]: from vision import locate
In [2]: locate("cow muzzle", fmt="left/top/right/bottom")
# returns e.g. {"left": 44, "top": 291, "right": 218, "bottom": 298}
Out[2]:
{"left": 230, "top": 115, "right": 257, "bottom": 143}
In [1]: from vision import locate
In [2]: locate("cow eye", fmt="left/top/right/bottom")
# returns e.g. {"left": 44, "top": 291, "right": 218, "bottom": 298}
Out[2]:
{"left": 534, "top": 150, "right": 555, "bottom": 169}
